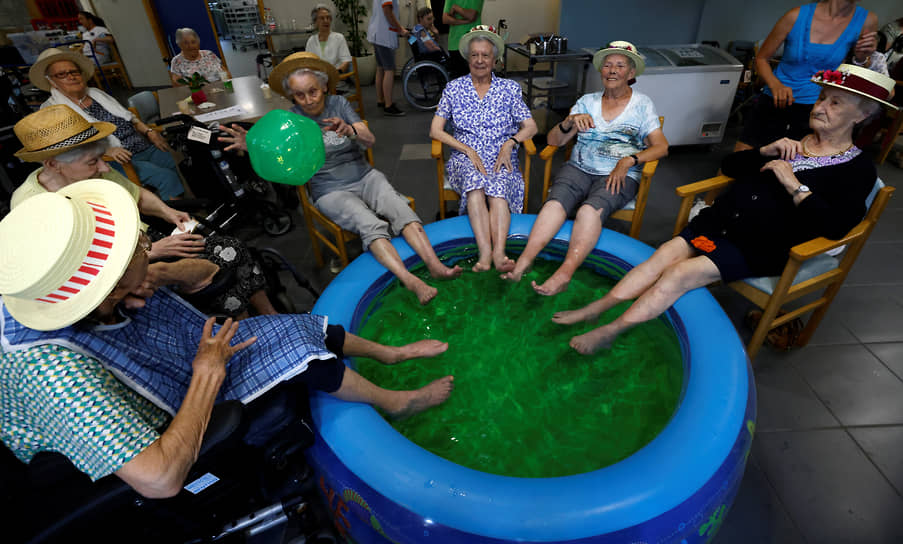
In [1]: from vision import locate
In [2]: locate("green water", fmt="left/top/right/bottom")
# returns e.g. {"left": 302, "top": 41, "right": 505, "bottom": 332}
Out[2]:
{"left": 354, "top": 245, "right": 684, "bottom": 478}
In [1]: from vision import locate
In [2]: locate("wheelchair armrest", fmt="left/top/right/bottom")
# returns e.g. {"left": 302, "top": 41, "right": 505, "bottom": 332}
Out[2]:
{"left": 200, "top": 401, "right": 245, "bottom": 457}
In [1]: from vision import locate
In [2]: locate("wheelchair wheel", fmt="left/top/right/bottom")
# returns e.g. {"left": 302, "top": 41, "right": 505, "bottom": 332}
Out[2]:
{"left": 401, "top": 56, "right": 416, "bottom": 80}
{"left": 402, "top": 60, "right": 448, "bottom": 111}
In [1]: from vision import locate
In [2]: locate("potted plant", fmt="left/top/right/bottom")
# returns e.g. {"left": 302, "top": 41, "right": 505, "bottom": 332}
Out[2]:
{"left": 178, "top": 72, "right": 210, "bottom": 105}
{"left": 333, "top": 0, "right": 375, "bottom": 85}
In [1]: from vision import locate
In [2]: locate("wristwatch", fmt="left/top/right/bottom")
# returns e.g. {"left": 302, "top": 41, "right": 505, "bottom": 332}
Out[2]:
{"left": 793, "top": 184, "right": 811, "bottom": 195}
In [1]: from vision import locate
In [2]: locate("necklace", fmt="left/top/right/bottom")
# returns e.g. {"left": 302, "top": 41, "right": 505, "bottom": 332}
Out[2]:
{"left": 801, "top": 135, "right": 853, "bottom": 157}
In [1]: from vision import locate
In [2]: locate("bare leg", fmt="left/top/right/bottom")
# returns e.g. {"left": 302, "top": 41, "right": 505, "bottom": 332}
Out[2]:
{"left": 488, "top": 196, "right": 515, "bottom": 272}
{"left": 330, "top": 366, "right": 454, "bottom": 420}
{"left": 552, "top": 237, "right": 696, "bottom": 325}
{"left": 570, "top": 255, "right": 721, "bottom": 354}
{"left": 400, "top": 222, "right": 462, "bottom": 279}
{"left": 342, "top": 330, "right": 449, "bottom": 365}
{"left": 502, "top": 200, "right": 567, "bottom": 282}
{"left": 381, "top": 70, "right": 395, "bottom": 108}
{"left": 249, "top": 289, "right": 278, "bottom": 315}
{"left": 375, "top": 67, "right": 385, "bottom": 104}
{"left": 733, "top": 140, "right": 754, "bottom": 152}
{"left": 369, "top": 238, "right": 438, "bottom": 305}
{"left": 466, "top": 189, "right": 493, "bottom": 272}
{"left": 533, "top": 204, "right": 602, "bottom": 296}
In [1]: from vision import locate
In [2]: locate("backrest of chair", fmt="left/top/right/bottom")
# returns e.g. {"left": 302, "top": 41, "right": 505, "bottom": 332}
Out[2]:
{"left": 127, "top": 91, "right": 160, "bottom": 124}
{"left": 838, "top": 182, "right": 894, "bottom": 270}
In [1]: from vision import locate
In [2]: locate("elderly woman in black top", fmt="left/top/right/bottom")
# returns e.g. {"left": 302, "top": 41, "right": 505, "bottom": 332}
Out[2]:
{"left": 553, "top": 64, "right": 896, "bottom": 355}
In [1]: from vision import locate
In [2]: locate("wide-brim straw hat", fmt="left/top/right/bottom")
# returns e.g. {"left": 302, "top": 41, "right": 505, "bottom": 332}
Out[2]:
{"left": 593, "top": 41, "right": 645, "bottom": 77}
{"left": 811, "top": 64, "right": 899, "bottom": 110}
{"left": 459, "top": 25, "right": 505, "bottom": 58}
{"left": 268, "top": 52, "right": 338, "bottom": 97}
{"left": 29, "top": 47, "right": 96, "bottom": 92}
{"left": 0, "top": 180, "right": 140, "bottom": 331}
{"left": 14, "top": 105, "right": 115, "bottom": 162}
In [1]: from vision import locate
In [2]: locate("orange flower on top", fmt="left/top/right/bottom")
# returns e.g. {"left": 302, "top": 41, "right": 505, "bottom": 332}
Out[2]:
{"left": 691, "top": 236, "right": 716, "bottom": 253}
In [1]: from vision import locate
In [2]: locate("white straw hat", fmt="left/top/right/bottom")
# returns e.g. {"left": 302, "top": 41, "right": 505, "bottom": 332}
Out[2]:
{"left": 28, "top": 47, "right": 96, "bottom": 92}
{"left": 811, "top": 64, "right": 899, "bottom": 110}
{"left": 593, "top": 41, "right": 645, "bottom": 77}
{"left": 459, "top": 25, "right": 505, "bottom": 58}
{"left": 0, "top": 180, "right": 140, "bottom": 331}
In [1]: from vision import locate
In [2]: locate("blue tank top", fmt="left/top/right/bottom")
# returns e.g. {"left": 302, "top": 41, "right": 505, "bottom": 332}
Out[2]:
{"left": 766, "top": 3, "right": 867, "bottom": 104}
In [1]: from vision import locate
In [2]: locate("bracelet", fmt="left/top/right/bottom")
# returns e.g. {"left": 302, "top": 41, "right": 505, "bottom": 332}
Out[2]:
{"left": 559, "top": 121, "right": 574, "bottom": 133}
{"left": 145, "top": 127, "right": 153, "bottom": 136}
{"left": 351, "top": 124, "right": 358, "bottom": 135}
{"left": 851, "top": 56, "right": 870, "bottom": 67}
{"left": 508, "top": 136, "right": 520, "bottom": 146}
{"left": 630, "top": 154, "right": 640, "bottom": 166}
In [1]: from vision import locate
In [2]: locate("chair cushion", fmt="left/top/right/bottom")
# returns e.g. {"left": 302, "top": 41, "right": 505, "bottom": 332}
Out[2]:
{"left": 740, "top": 254, "right": 839, "bottom": 294}
{"left": 623, "top": 198, "right": 636, "bottom": 211}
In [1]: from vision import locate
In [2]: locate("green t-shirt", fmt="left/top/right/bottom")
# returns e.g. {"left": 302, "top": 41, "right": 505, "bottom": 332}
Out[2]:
{"left": 446, "top": 0, "right": 483, "bottom": 52}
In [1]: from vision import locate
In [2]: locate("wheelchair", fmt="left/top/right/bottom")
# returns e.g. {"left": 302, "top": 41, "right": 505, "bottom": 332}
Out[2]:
{"left": 401, "top": 41, "right": 451, "bottom": 111}
{"left": 1, "top": 383, "right": 337, "bottom": 543}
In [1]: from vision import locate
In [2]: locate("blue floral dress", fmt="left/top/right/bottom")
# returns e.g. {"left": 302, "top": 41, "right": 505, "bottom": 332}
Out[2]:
{"left": 435, "top": 74, "right": 532, "bottom": 213}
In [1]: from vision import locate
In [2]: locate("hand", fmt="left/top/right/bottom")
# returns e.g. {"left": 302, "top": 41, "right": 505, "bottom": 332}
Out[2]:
{"left": 760, "top": 159, "right": 800, "bottom": 192}
{"left": 146, "top": 130, "right": 172, "bottom": 152}
{"left": 192, "top": 317, "right": 257, "bottom": 378}
{"left": 107, "top": 146, "right": 132, "bottom": 164}
{"left": 464, "top": 146, "right": 487, "bottom": 176}
{"left": 769, "top": 82, "right": 794, "bottom": 108}
{"left": 854, "top": 31, "right": 877, "bottom": 61}
{"left": 163, "top": 208, "right": 193, "bottom": 231}
{"left": 399, "top": 27, "right": 411, "bottom": 38}
{"left": 218, "top": 124, "right": 248, "bottom": 152}
{"left": 605, "top": 158, "right": 631, "bottom": 194}
{"left": 320, "top": 117, "right": 355, "bottom": 138}
{"left": 760, "top": 137, "right": 802, "bottom": 160}
{"left": 563, "top": 113, "right": 594, "bottom": 132}
{"left": 493, "top": 139, "right": 516, "bottom": 173}
{"left": 149, "top": 233, "right": 206, "bottom": 260}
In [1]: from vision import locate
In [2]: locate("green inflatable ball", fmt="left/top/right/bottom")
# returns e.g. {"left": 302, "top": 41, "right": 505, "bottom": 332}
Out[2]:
{"left": 245, "top": 109, "right": 325, "bottom": 185}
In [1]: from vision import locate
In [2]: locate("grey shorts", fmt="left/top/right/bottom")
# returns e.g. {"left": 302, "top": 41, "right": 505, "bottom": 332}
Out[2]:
{"left": 314, "top": 169, "right": 420, "bottom": 249}
{"left": 373, "top": 44, "right": 396, "bottom": 69}
{"left": 547, "top": 162, "right": 639, "bottom": 222}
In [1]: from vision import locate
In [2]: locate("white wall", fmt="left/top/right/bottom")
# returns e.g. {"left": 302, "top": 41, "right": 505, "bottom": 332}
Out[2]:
{"left": 92, "top": 0, "right": 171, "bottom": 87}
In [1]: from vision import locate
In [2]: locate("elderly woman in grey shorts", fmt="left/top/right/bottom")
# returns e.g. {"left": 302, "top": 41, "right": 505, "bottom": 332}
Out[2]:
{"left": 502, "top": 41, "right": 668, "bottom": 296}
{"left": 220, "top": 53, "right": 461, "bottom": 304}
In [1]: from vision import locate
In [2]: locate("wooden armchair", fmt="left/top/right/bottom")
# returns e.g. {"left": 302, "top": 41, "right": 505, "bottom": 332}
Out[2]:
{"left": 537, "top": 116, "right": 663, "bottom": 239}
{"left": 102, "top": 155, "right": 141, "bottom": 187}
{"left": 430, "top": 138, "right": 536, "bottom": 219}
{"left": 338, "top": 57, "right": 365, "bottom": 120}
{"left": 672, "top": 175, "right": 895, "bottom": 359}
{"left": 92, "top": 40, "right": 132, "bottom": 90}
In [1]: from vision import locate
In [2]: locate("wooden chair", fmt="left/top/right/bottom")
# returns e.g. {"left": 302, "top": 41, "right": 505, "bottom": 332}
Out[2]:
{"left": 430, "top": 138, "right": 536, "bottom": 219}
{"left": 338, "top": 57, "right": 365, "bottom": 120}
{"left": 672, "top": 175, "right": 895, "bottom": 360}
{"left": 102, "top": 155, "right": 142, "bottom": 187}
{"left": 875, "top": 78, "right": 903, "bottom": 165}
{"left": 297, "top": 122, "right": 415, "bottom": 269}
{"left": 537, "top": 116, "right": 664, "bottom": 239}
{"left": 92, "top": 40, "right": 131, "bottom": 90}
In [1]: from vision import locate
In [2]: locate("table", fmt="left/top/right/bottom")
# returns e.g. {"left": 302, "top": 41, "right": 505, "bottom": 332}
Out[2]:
{"left": 156, "top": 75, "right": 292, "bottom": 126}
{"left": 502, "top": 43, "right": 592, "bottom": 111}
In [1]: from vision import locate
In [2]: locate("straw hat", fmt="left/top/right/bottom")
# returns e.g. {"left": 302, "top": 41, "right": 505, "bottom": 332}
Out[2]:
{"left": 0, "top": 180, "right": 140, "bottom": 331}
{"left": 459, "top": 25, "right": 505, "bottom": 58}
{"left": 268, "top": 52, "right": 339, "bottom": 97}
{"left": 28, "top": 47, "right": 96, "bottom": 92}
{"left": 14, "top": 105, "right": 115, "bottom": 162}
{"left": 593, "top": 41, "right": 645, "bottom": 77}
{"left": 811, "top": 64, "right": 899, "bottom": 110}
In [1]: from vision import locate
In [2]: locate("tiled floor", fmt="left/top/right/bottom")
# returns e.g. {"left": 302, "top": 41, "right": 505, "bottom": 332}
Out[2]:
{"left": 129, "top": 77, "right": 903, "bottom": 542}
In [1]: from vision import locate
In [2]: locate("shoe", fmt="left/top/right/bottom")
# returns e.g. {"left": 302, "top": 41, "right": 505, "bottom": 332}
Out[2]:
{"left": 377, "top": 102, "right": 384, "bottom": 109}
{"left": 383, "top": 104, "right": 406, "bottom": 117}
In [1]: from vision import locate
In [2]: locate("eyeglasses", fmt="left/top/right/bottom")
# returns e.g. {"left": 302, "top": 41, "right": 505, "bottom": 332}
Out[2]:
{"left": 49, "top": 69, "right": 82, "bottom": 80}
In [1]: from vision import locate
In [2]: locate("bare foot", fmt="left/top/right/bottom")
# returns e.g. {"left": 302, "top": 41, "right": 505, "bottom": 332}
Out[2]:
{"left": 428, "top": 263, "right": 463, "bottom": 280}
{"left": 531, "top": 272, "right": 571, "bottom": 296}
{"left": 500, "top": 260, "right": 530, "bottom": 282}
{"left": 385, "top": 339, "right": 449, "bottom": 364}
{"left": 472, "top": 259, "right": 492, "bottom": 273}
{"left": 494, "top": 255, "right": 515, "bottom": 273}
{"left": 570, "top": 327, "right": 617, "bottom": 355}
{"left": 387, "top": 376, "right": 455, "bottom": 420}
{"left": 551, "top": 307, "right": 599, "bottom": 325}
{"left": 406, "top": 278, "right": 438, "bottom": 305}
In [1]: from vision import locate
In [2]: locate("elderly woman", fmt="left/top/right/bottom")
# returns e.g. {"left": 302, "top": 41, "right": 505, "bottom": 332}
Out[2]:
{"left": 220, "top": 53, "right": 461, "bottom": 304}
{"left": 170, "top": 28, "right": 227, "bottom": 85}
{"left": 305, "top": 5, "right": 351, "bottom": 73}
{"left": 429, "top": 26, "right": 537, "bottom": 272}
{"left": 553, "top": 65, "right": 894, "bottom": 355}
{"left": 31, "top": 47, "right": 185, "bottom": 201}
{"left": 77, "top": 10, "right": 112, "bottom": 64}
{"left": 11, "top": 105, "right": 279, "bottom": 319}
{"left": 502, "top": 41, "right": 668, "bottom": 295}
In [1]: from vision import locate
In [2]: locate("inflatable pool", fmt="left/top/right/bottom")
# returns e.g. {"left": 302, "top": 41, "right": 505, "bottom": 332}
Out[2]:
{"left": 308, "top": 215, "right": 756, "bottom": 543}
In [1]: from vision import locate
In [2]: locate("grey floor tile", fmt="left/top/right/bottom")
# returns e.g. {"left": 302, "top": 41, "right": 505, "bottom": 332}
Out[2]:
{"left": 398, "top": 143, "right": 433, "bottom": 161}
{"left": 754, "top": 429, "right": 903, "bottom": 543}
{"left": 869, "top": 207, "right": 903, "bottom": 244}
{"left": 844, "top": 242, "right": 903, "bottom": 286}
{"left": 791, "top": 345, "right": 903, "bottom": 426}
{"left": 869, "top": 342, "right": 903, "bottom": 381}
{"left": 752, "top": 350, "right": 839, "bottom": 431}
{"left": 830, "top": 285, "right": 903, "bottom": 344}
{"left": 849, "top": 426, "right": 903, "bottom": 496}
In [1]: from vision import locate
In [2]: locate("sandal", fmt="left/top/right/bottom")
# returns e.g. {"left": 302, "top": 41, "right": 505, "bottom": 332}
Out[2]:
{"left": 744, "top": 309, "right": 804, "bottom": 351}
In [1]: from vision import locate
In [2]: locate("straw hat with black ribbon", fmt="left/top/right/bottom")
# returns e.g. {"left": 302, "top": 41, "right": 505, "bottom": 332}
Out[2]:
{"left": 592, "top": 40, "right": 646, "bottom": 77}
{"left": 811, "top": 64, "right": 899, "bottom": 110}
{"left": 0, "top": 180, "right": 140, "bottom": 331}
{"left": 268, "top": 52, "right": 339, "bottom": 97}
{"left": 28, "top": 47, "right": 96, "bottom": 92}
{"left": 14, "top": 105, "right": 115, "bottom": 162}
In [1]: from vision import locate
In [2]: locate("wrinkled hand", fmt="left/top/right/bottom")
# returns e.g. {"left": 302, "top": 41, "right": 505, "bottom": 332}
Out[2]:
{"left": 760, "top": 137, "right": 802, "bottom": 160}
{"left": 320, "top": 117, "right": 355, "bottom": 138}
{"left": 760, "top": 159, "right": 800, "bottom": 191}
{"left": 192, "top": 317, "right": 257, "bottom": 378}
{"left": 218, "top": 124, "right": 248, "bottom": 152}
{"left": 605, "top": 157, "right": 631, "bottom": 194}
{"left": 464, "top": 146, "right": 487, "bottom": 176}
{"left": 149, "top": 233, "right": 206, "bottom": 260}
{"left": 769, "top": 82, "right": 794, "bottom": 108}
{"left": 107, "top": 146, "right": 132, "bottom": 164}
{"left": 147, "top": 130, "right": 172, "bottom": 152}
{"left": 854, "top": 32, "right": 877, "bottom": 61}
{"left": 493, "top": 140, "right": 516, "bottom": 173}
{"left": 563, "top": 113, "right": 594, "bottom": 132}
{"left": 163, "top": 208, "right": 193, "bottom": 231}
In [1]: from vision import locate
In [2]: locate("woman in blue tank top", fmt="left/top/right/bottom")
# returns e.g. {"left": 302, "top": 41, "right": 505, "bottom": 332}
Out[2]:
{"left": 736, "top": 0, "right": 877, "bottom": 150}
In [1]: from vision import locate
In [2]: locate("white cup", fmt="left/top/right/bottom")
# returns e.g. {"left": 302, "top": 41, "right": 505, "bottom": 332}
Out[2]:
{"left": 260, "top": 83, "right": 272, "bottom": 99}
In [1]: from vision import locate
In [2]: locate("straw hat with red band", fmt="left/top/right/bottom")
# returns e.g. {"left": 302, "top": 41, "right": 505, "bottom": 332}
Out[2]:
{"left": 14, "top": 105, "right": 116, "bottom": 162}
{"left": 812, "top": 64, "right": 899, "bottom": 110}
{"left": 459, "top": 25, "right": 505, "bottom": 58}
{"left": 0, "top": 180, "right": 140, "bottom": 331}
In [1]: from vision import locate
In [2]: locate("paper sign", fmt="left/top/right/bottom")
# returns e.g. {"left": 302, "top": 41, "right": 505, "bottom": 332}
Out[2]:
{"left": 187, "top": 126, "right": 212, "bottom": 144}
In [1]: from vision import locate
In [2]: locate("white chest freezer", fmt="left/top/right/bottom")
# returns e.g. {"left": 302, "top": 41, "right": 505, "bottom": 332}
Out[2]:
{"left": 583, "top": 44, "right": 743, "bottom": 146}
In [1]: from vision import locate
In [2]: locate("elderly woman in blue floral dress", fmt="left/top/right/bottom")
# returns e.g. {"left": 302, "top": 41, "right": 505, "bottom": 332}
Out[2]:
{"left": 430, "top": 26, "right": 537, "bottom": 272}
